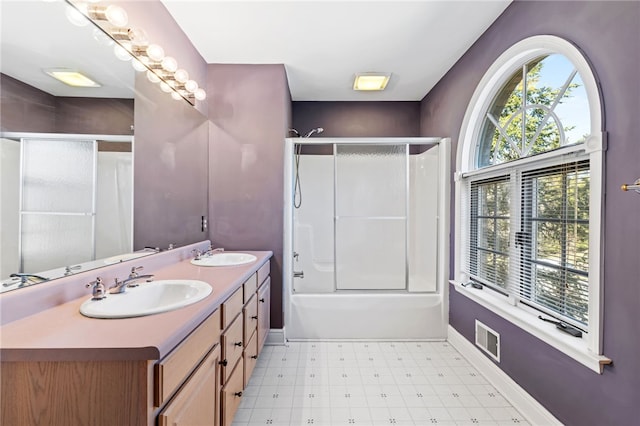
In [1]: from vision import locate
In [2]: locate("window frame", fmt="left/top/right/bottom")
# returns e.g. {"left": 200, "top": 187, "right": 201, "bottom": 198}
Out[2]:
{"left": 453, "top": 36, "right": 609, "bottom": 373}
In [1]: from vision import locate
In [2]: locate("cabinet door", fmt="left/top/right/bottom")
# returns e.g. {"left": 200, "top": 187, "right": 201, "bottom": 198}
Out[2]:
{"left": 257, "top": 277, "right": 271, "bottom": 354}
{"left": 158, "top": 344, "right": 220, "bottom": 426}
{"left": 243, "top": 293, "right": 258, "bottom": 345}
{"left": 221, "top": 358, "right": 244, "bottom": 426}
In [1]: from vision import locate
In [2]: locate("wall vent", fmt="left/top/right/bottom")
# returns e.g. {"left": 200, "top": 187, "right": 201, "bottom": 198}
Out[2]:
{"left": 475, "top": 320, "right": 500, "bottom": 362}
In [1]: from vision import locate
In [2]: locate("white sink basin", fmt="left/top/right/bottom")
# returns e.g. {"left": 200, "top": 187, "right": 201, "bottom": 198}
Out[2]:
{"left": 190, "top": 253, "right": 257, "bottom": 267}
{"left": 103, "top": 251, "right": 154, "bottom": 265}
{"left": 80, "top": 280, "right": 212, "bottom": 319}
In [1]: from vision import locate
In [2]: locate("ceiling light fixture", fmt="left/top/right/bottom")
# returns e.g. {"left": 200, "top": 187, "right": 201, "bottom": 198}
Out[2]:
{"left": 353, "top": 73, "right": 391, "bottom": 91}
{"left": 66, "top": 0, "right": 206, "bottom": 106}
{"left": 45, "top": 69, "right": 101, "bottom": 88}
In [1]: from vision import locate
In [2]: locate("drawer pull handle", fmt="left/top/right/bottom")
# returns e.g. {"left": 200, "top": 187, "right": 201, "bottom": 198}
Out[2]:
{"left": 251, "top": 355, "right": 258, "bottom": 359}
{"left": 234, "top": 341, "right": 243, "bottom": 347}
{"left": 219, "top": 359, "right": 228, "bottom": 367}
{"left": 259, "top": 298, "right": 265, "bottom": 303}
{"left": 234, "top": 391, "right": 243, "bottom": 397}
{"left": 251, "top": 315, "right": 258, "bottom": 320}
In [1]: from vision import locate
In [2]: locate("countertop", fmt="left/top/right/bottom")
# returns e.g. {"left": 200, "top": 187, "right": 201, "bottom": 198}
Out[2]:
{"left": 0, "top": 250, "right": 272, "bottom": 362}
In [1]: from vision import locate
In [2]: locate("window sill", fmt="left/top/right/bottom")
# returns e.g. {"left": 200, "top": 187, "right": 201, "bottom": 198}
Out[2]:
{"left": 450, "top": 280, "right": 611, "bottom": 374}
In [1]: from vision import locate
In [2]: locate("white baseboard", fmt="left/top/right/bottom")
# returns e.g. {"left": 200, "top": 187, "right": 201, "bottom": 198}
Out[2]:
{"left": 447, "top": 325, "right": 561, "bottom": 426}
{"left": 265, "top": 328, "right": 285, "bottom": 345}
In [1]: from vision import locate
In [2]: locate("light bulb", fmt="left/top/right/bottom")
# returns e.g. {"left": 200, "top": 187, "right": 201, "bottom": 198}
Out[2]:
{"left": 174, "top": 69, "right": 189, "bottom": 84}
{"left": 127, "top": 27, "right": 148, "bottom": 46}
{"left": 146, "top": 44, "right": 165, "bottom": 62}
{"left": 66, "top": 4, "right": 89, "bottom": 27}
{"left": 171, "top": 91, "right": 183, "bottom": 101}
{"left": 184, "top": 80, "right": 198, "bottom": 93}
{"left": 93, "top": 28, "right": 114, "bottom": 46}
{"left": 105, "top": 5, "right": 128, "bottom": 27}
{"left": 146, "top": 71, "right": 161, "bottom": 84}
{"left": 160, "top": 82, "right": 173, "bottom": 93}
{"left": 194, "top": 88, "right": 207, "bottom": 101}
{"left": 161, "top": 57, "right": 178, "bottom": 73}
{"left": 114, "top": 44, "right": 132, "bottom": 61}
{"left": 131, "top": 59, "right": 148, "bottom": 72}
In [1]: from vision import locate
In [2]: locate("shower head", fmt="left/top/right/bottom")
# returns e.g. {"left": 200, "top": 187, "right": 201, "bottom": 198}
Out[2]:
{"left": 303, "top": 127, "right": 324, "bottom": 138}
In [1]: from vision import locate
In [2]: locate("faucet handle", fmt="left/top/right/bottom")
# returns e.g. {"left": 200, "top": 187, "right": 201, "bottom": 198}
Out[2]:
{"left": 130, "top": 266, "right": 143, "bottom": 278}
{"left": 64, "top": 265, "right": 81, "bottom": 276}
{"left": 192, "top": 248, "right": 203, "bottom": 260}
{"left": 86, "top": 278, "right": 107, "bottom": 300}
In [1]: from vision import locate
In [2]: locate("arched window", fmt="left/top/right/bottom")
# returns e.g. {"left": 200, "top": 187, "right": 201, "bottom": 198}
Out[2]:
{"left": 454, "top": 36, "right": 608, "bottom": 372}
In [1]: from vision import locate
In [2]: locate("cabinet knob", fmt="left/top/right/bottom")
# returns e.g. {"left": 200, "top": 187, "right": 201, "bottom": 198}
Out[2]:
{"left": 251, "top": 355, "right": 258, "bottom": 360}
{"left": 251, "top": 315, "right": 258, "bottom": 320}
{"left": 234, "top": 391, "right": 243, "bottom": 397}
{"left": 234, "top": 341, "right": 243, "bottom": 347}
{"left": 219, "top": 359, "right": 228, "bottom": 367}
{"left": 259, "top": 298, "right": 265, "bottom": 303}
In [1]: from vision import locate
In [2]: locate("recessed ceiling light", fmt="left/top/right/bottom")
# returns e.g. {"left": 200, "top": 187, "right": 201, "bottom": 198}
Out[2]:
{"left": 44, "top": 69, "right": 101, "bottom": 88}
{"left": 353, "top": 73, "right": 391, "bottom": 91}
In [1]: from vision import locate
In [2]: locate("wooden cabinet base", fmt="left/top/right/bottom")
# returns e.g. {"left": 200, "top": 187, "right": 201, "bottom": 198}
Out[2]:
{"left": 0, "top": 360, "right": 150, "bottom": 426}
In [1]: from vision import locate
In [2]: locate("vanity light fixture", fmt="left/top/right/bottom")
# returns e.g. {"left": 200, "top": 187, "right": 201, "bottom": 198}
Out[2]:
{"left": 45, "top": 69, "right": 101, "bottom": 88}
{"left": 66, "top": 0, "right": 206, "bottom": 106}
{"left": 353, "top": 72, "right": 391, "bottom": 91}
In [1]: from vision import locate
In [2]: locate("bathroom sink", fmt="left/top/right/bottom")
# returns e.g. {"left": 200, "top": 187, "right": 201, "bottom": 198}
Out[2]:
{"left": 80, "top": 280, "right": 212, "bottom": 319}
{"left": 103, "top": 251, "right": 154, "bottom": 265}
{"left": 190, "top": 253, "right": 257, "bottom": 267}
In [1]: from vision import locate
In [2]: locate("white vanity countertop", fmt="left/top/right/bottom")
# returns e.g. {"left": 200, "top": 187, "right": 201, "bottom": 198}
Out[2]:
{"left": 0, "top": 250, "right": 272, "bottom": 362}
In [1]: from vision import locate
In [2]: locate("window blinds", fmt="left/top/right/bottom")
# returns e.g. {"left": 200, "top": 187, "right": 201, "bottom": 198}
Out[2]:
{"left": 464, "top": 159, "right": 590, "bottom": 328}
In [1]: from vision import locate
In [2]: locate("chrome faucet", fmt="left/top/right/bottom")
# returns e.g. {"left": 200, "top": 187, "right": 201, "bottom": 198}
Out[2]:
{"left": 6, "top": 273, "right": 48, "bottom": 287}
{"left": 86, "top": 277, "right": 107, "bottom": 300}
{"left": 110, "top": 266, "right": 154, "bottom": 294}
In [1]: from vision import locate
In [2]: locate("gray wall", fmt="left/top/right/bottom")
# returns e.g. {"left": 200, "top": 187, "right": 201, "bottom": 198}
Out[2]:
{"left": 207, "top": 64, "right": 291, "bottom": 328}
{"left": 420, "top": 1, "right": 640, "bottom": 424}
{"left": 293, "top": 101, "right": 420, "bottom": 137}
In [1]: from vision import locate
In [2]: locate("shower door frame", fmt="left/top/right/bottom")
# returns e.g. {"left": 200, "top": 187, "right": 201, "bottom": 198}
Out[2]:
{"left": 283, "top": 137, "right": 451, "bottom": 339}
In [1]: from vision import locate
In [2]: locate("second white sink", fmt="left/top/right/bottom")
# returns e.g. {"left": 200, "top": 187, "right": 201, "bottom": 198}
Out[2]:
{"left": 191, "top": 253, "right": 257, "bottom": 267}
{"left": 80, "top": 280, "right": 212, "bottom": 319}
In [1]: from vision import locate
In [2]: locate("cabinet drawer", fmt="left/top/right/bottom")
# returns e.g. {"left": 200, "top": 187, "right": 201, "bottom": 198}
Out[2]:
{"left": 158, "top": 344, "right": 220, "bottom": 426}
{"left": 221, "top": 313, "right": 243, "bottom": 383}
{"left": 221, "top": 358, "right": 244, "bottom": 426}
{"left": 222, "top": 287, "right": 243, "bottom": 329}
{"left": 257, "top": 261, "right": 270, "bottom": 287}
{"left": 243, "top": 331, "right": 258, "bottom": 388}
{"left": 257, "top": 278, "right": 271, "bottom": 353}
{"left": 243, "top": 294, "right": 258, "bottom": 345}
{"left": 155, "top": 309, "right": 221, "bottom": 407}
{"left": 243, "top": 272, "right": 257, "bottom": 303}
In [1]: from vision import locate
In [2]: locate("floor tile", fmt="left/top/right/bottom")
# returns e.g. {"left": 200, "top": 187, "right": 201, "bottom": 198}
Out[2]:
{"left": 234, "top": 341, "right": 530, "bottom": 426}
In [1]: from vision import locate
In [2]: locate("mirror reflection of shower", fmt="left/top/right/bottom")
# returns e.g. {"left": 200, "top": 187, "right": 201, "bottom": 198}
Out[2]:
{"left": 288, "top": 127, "right": 324, "bottom": 209}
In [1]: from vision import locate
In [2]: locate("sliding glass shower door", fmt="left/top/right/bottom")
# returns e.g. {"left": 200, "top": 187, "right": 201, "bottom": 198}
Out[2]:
{"left": 334, "top": 144, "right": 407, "bottom": 290}
{"left": 20, "top": 138, "right": 96, "bottom": 272}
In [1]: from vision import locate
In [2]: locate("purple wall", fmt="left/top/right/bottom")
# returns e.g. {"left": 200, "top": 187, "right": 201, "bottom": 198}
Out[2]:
{"left": 207, "top": 64, "right": 290, "bottom": 329}
{"left": 0, "top": 74, "right": 133, "bottom": 135}
{"left": 133, "top": 74, "right": 209, "bottom": 250}
{"left": 420, "top": 1, "right": 640, "bottom": 424}
{"left": 293, "top": 101, "right": 420, "bottom": 137}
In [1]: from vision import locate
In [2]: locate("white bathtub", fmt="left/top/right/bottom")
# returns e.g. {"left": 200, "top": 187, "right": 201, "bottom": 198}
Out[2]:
{"left": 286, "top": 292, "right": 447, "bottom": 340}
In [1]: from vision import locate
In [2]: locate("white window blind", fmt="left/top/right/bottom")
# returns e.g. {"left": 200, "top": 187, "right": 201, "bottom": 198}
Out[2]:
{"left": 465, "top": 159, "right": 590, "bottom": 329}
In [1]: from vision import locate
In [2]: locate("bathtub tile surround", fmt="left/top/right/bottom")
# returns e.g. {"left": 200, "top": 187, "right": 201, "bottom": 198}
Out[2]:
{"left": 232, "top": 341, "right": 528, "bottom": 426}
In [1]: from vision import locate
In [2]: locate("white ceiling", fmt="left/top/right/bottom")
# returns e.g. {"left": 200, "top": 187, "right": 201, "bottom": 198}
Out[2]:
{"left": 0, "top": 1, "right": 511, "bottom": 102}
{"left": 161, "top": 0, "right": 512, "bottom": 101}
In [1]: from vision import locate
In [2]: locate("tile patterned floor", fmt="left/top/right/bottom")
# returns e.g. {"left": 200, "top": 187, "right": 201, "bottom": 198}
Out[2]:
{"left": 232, "top": 341, "right": 530, "bottom": 426}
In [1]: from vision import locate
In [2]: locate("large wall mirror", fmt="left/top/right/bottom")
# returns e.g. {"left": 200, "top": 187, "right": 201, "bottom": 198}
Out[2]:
{"left": 0, "top": 0, "right": 209, "bottom": 292}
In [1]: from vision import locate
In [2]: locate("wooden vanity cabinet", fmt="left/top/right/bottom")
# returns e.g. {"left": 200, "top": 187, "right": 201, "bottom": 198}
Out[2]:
{"left": 158, "top": 344, "right": 221, "bottom": 426}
